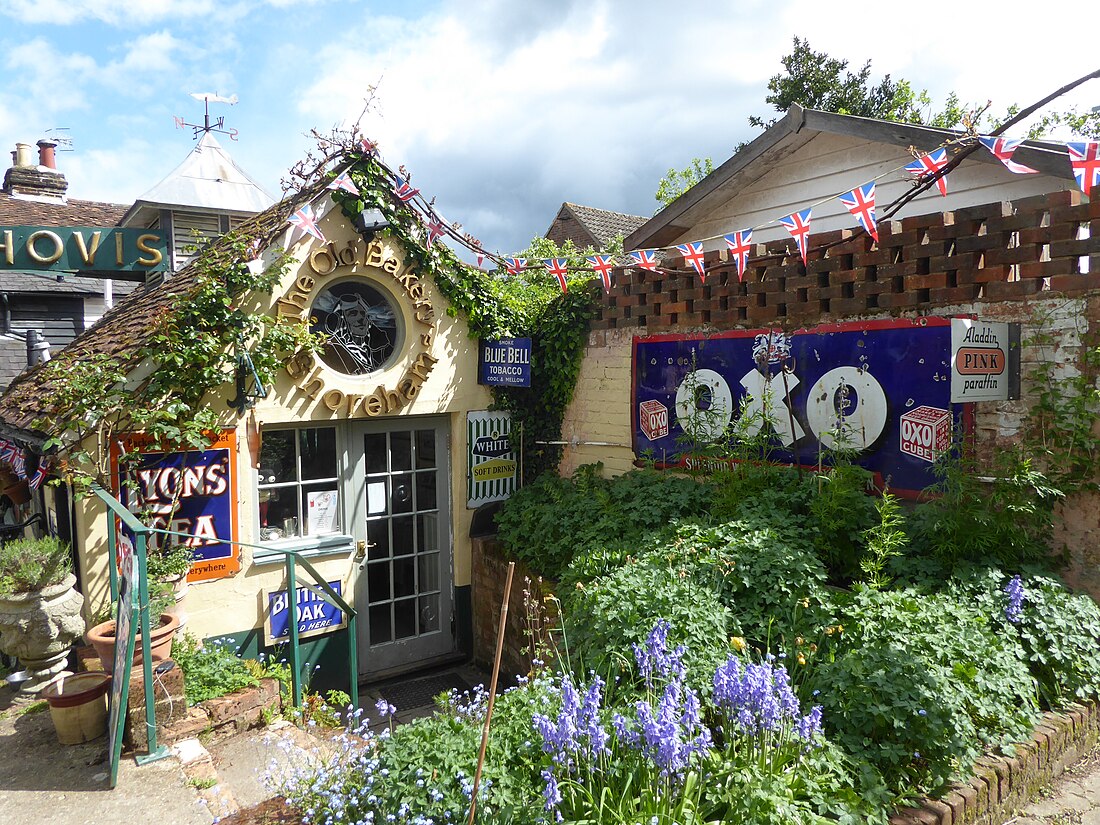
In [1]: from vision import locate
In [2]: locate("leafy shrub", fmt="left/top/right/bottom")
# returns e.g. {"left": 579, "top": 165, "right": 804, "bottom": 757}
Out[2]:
{"left": 808, "top": 587, "right": 1038, "bottom": 792}
{"left": 644, "top": 518, "right": 831, "bottom": 649}
{"left": 562, "top": 557, "right": 733, "bottom": 687}
{"left": 0, "top": 536, "right": 72, "bottom": 596}
{"left": 173, "top": 635, "right": 260, "bottom": 705}
{"left": 806, "top": 462, "right": 879, "bottom": 583}
{"left": 495, "top": 464, "right": 712, "bottom": 579}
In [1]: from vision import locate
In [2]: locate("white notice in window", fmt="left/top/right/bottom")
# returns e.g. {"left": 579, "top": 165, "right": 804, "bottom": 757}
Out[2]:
{"left": 307, "top": 490, "right": 339, "bottom": 534}
{"left": 367, "top": 481, "right": 386, "bottom": 515}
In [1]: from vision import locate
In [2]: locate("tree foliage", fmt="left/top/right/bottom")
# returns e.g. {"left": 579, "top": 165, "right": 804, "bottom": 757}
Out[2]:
{"left": 654, "top": 157, "right": 714, "bottom": 210}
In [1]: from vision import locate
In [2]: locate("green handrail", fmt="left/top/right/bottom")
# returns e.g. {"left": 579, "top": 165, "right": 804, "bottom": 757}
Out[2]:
{"left": 89, "top": 483, "right": 360, "bottom": 753}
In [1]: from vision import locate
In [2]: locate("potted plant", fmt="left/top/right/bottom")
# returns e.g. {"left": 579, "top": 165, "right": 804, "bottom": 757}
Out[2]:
{"left": 0, "top": 536, "right": 85, "bottom": 693}
{"left": 147, "top": 542, "right": 193, "bottom": 624}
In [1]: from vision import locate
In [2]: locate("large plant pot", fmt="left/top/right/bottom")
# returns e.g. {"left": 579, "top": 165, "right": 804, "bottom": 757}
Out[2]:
{"left": 85, "top": 612, "right": 180, "bottom": 675}
{"left": 40, "top": 672, "right": 110, "bottom": 744}
{"left": 0, "top": 574, "right": 85, "bottom": 693}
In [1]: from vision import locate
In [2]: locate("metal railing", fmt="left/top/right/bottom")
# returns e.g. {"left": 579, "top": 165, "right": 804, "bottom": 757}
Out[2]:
{"left": 92, "top": 483, "right": 359, "bottom": 764}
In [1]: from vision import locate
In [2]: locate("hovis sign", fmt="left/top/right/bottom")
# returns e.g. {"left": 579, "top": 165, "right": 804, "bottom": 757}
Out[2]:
{"left": 950, "top": 319, "right": 1014, "bottom": 403}
{"left": 0, "top": 226, "right": 167, "bottom": 273}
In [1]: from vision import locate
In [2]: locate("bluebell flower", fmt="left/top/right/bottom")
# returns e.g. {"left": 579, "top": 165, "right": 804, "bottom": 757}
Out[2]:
{"left": 1005, "top": 575, "right": 1026, "bottom": 624}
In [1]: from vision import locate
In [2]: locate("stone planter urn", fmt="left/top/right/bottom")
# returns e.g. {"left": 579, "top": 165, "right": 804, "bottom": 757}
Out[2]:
{"left": 0, "top": 574, "right": 86, "bottom": 693}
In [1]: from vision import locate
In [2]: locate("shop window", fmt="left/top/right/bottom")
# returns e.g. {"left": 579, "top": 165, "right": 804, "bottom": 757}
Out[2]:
{"left": 310, "top": 281, "right": 401, "bottom": 376}
{"left": 258, "top": 427, "right": 340, "bottom": 541}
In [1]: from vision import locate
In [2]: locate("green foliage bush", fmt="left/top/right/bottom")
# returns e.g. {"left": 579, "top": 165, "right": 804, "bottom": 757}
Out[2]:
{"left": 808, "top": 587, "right": 1038, "bottom": 791}
{"left": 562, "top": 557, "right": 733, "bottom": 687}
{"left": 495, "top": 465, "right": 712, "bottom": 580}
{"left": 172, "top": 635, "right": 260, "bottom": 705}
{"left": 0, "top": 536, "right": 72, "bottom": 596}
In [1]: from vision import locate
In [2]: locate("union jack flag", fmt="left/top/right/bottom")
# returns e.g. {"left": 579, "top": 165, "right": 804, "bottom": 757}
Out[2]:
{"left": 29, "top": 459, "right": 49, "bottom": 491}
{"left": 394, "top": 176, "right": 420, "bottom": 202}
{"left": 544, "top": 258, "right": 570, "bottom": 293}
{"left": 1067, "top": 142, "right": 1100, "bottom": 196}
{"left": 905, "top": 147, "right": 950, "bottom": 196}
{"left": 587, "top": 255, "right": 616, "bottom": 292}
{"left": 11, "top": 448, "right": 26, "bottom": 480}
{"left": 628, "top": 249, "right": 659, "bottom": 271}
{"left": 327, "top": 171, "right": 361, "bottom": 195}
{"left": 676, "top": 242, "right": 707, "bottom": 282}
{"left": 779, "top": 208, "right": 813, "bottom": 265}
{"left": 724, "top": 230, "right": 753, "bottom": 282}
{"left": 838, "top": 182, "right": 880, "bottom": 243}
{"left": 425, "top": 220, "right": 446, "bottom": 247}
{"left": 503, "top": 257, "right": 526, "bottom": 276}
{"left": 476, "top": 252, "right": 485, "bottom": 268}
{"left": 0, "top": 440, "right": 14, "bottom": 464}
{"left": 287, "top": 204, "right": 326, "bottom": 243}
{"left": 979, "top": 137, "right": 1038, "bottom": 175}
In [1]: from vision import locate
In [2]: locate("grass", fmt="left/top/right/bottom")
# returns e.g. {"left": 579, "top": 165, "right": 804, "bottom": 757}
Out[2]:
{"left": 17, "top": 700, "right": 47, "bottom": 716}
{"left": 188, "top": 776, "right": 219, "bottom": 790}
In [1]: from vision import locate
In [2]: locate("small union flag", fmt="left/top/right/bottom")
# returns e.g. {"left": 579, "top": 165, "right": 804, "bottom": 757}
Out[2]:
{"left": 544, "top": 258, "right": 570, "bottom": 293}
{"left": 723, "top": 230, "right": 753, "bottom": 282}
{"left": 359, "top": 138, "right": 378, "bottom": 155}
{"left": 676, "top": 242, "right": 707, "bottom": 282}
{"left": 425, "top": 220, "right": 446, "bottom": 248}
{"left": 11, "top": 448, "right": 26, "bottom": 480}
{"left": 327, "top": 171, "right": 361, "bottom": 196}
{"left": 503, "top": 257, "right": 526, "bottom": 276}
{"left": 288, "top": 204, "right": 325, "bottom": 243}
{"left": 394, "top": 176, "right": 420, "bottom": 202}
{"left": 29, "top": 459, "right": 49, "bottom": 491}
{"left": 905, "top": 147, "right": 950, "bottom": 196}
{"left": 629, "top": 249, "right": 659, "bottom": 271}
{"left": 1067, "top": 141, "right": 1100, "bottom": 196}
{"left": 980, "top": 137, "right": 1038, "bottom": 175}
{"left": 587, "top": 255, "right": 616, "bottom": 292}
{"left": 838, "top": 182, "right": 879, "bottom": 243}
{"left": 779, "top": 208, "right": 813, "bottom": 265}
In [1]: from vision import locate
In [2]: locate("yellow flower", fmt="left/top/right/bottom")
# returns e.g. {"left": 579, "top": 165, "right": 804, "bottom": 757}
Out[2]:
{"left": 730, "top": 636, "right": 747, "bottom": 652}
{"left": 797, "top": 653, "right": 806, "bottom": 665}
{"left": 795, "top": 636, "right": 804, "bottom": 646}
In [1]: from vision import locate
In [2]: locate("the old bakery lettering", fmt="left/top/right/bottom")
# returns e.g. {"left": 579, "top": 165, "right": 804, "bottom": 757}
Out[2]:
{"left": 0, "top": 226, "right": 166, "bottom": 271}
{"left": 278, "top": 238, "right": 435, "bottom": 326}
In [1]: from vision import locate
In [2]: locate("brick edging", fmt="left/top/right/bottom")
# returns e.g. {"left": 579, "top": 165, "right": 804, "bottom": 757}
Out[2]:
{"left": 891, "top": 702, "right": 1099, "bottom": 824}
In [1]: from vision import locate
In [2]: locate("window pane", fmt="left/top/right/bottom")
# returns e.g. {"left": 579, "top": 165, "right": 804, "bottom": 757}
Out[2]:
{"left": 417, "top": 552, "right": 440, "bottom": 593}
{"left": 364, "top": 433, "right": 387, "bottom": 475}
{"left": 393, "top": 557, "right": 415, "bottom": 598}
{"left": 366, "top": 480, "right": 387, "bottom": 515}
{"left": 391, "top": 431, "right": 412, "bottom": 471}
{"left": 300, "top": 428, "right": 337, "bottom": 480}
{"left": 391, "top": 474, "right": 413, "bottom": 514}
{"left": 417, "top": 514, "right": 438, "bottom": 553}
{"left": 302, "top": 485, "right": 339, "bottom": 535}
{"left": 394, "top": 599, "right": 416, "bottom": 640}
{"left": 415, "top": 430, "right": 436, "bottom": 469}
{"left": 259, "top": 431, "right": 296, "bottom": 484}
{"left": 415, "top": 471, "right": 437, "bottom": 511}
{"left": 369, "top": 603, "right": 391, "bottom": 645}
{"left": 259, "top": 486, "right": 298, "bottom": 536}
{"left": 419, "top": 595, "right": 440, "bottom": 633}
{"left": 392, "top": 516, "right": 414, "bottom": 557}
{"left": 367, "top": 519, "right": 390, "bottom": 559}
{"left": 367, "top": 561, "right": 391, "bottom": 604}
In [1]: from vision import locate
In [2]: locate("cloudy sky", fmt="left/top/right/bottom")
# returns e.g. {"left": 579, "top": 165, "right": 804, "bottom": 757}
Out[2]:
{"left": 1, "top": 0, "right": 1097, "bottom": 256}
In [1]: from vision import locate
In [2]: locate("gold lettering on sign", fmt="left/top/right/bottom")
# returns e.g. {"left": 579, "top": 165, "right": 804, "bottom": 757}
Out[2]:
{"left": 136, "top": 234, "right": 164, "bottom": 267}
{"left": 322, "top": 388, "right": 346, "bottom": 411}
{"left": 73, "top": 231, "right": 102, "bottom": 265}
{"left": 309, "top": 247, "right": 337, "bottom": 276}
{"left": 0, "top": 230, "right": 13, "bottom": 265}
{"left": 116, "top": 232, "right": 125, "bottom": 266}
{"left": 26, "top": 230, "right": 64, "bottom": 264}
{"left": 299, "top": 372, "right": 325, "bottom": 399}
{"left": 285, "top": 350, "right": 314, "bottom": 380}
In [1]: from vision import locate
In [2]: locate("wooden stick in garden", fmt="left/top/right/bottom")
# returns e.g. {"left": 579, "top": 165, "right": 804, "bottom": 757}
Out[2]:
{"left": 468, "top": 560, "right": 515, "bottom": 825}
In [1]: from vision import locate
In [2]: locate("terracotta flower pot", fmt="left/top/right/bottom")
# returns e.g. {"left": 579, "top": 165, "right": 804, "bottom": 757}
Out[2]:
{"left": 85, "top": 612, "right": 180, "bottom": 674}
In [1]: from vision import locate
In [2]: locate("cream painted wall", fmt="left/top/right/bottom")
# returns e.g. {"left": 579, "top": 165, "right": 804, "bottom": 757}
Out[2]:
{"left": 74, "top": 196, "right": 492, "bottom": 645}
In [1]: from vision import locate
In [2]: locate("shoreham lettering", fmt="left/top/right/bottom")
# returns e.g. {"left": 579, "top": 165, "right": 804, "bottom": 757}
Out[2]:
{"left": 279, "top": 237, "right": 439, "bottom": 417}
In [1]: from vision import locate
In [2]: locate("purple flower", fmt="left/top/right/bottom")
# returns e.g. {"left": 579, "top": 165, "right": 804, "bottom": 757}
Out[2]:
{"left": 1005, "top": 575, "right": 1025, "bottom": 624}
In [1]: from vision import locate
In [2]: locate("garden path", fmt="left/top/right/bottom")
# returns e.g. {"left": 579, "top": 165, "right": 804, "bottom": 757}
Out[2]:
{"left": 1001, "top": 745, "right": 1100, "bottom": 825}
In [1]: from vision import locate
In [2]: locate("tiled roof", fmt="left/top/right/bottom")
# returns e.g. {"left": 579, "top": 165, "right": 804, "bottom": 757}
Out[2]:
{"left": 544, "top": 202, "right": 647, "bottom": 251}
{"left": 0, "top": 271, "right": 140, "bottom": 296}
{"left": 0, "top": 182, "right": 311, "bottom": 437}
{"left": 0, "top": 192, "right": 128, "bottom": 228}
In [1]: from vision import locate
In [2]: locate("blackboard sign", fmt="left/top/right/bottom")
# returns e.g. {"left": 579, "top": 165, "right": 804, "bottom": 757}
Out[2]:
{"left": 108, "top": 534, "right": 138, "bottom": 789}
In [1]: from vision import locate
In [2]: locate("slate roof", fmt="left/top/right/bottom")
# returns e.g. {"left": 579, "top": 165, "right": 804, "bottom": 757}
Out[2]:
{"left": 0, "top": 271, "right": 139, "bottom": 297}
{"left": 544, "top": 202, "right": 647, "bottom": 251}
{"left": 0, "top": 191, "right": 128, "bottom": 228}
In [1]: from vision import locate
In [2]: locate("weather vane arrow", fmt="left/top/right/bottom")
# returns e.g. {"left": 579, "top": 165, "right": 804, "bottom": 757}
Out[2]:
{"left": 174, "top": 92, "right": 240, "bottom": 140}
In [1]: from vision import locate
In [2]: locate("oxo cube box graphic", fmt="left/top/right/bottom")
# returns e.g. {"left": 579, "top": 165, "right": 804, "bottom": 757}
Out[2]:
{"left": 639, "top": 399, "right": 669, "bottom": 441}
{"left": 900, "top": 405, "right": 952, "bottom": 463}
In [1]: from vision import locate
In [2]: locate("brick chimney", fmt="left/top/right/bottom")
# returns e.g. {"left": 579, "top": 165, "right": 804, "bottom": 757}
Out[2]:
{"left": 2, "top": 139, "right": 68, "bottom": 200}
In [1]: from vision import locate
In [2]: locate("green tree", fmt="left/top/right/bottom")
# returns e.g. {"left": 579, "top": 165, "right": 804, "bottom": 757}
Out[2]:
{"left": 654, "top": 157, "right": 714, "bottom": 209}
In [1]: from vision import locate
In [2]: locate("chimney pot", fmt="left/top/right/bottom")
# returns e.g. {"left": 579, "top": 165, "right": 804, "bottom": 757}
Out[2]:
{"left": 37, "top": 140, "right": 57, "bottom": 169}
{"left": 14, "top": 143, "right": 33, "bottom": 167}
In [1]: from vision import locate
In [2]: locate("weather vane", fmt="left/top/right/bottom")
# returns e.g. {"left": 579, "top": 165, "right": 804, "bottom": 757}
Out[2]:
{"left": 174, "top": 93, "right": 239, "bottom": 140}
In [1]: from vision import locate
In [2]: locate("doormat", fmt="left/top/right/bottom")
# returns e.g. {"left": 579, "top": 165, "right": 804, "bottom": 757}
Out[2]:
{"left": 376, "top": 671, "right": 473, "bottom": 712}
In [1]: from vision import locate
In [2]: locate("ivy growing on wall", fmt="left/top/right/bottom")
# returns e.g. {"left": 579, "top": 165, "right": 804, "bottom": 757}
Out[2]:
{"left": 333, "top": 153, "right": 600, "bottom": 481}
